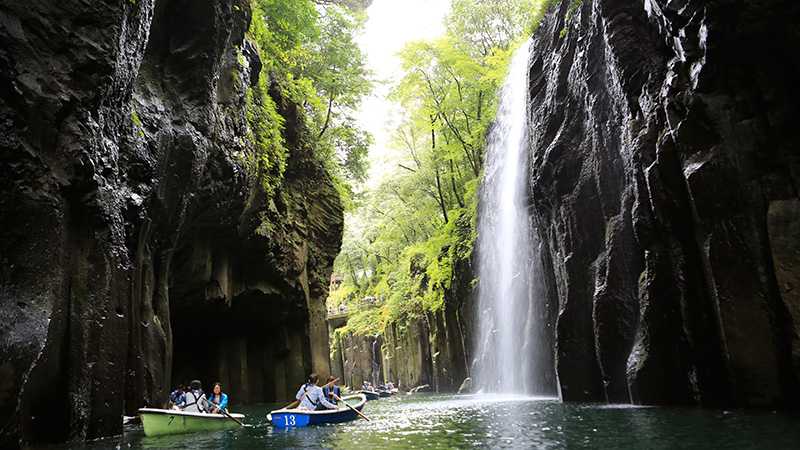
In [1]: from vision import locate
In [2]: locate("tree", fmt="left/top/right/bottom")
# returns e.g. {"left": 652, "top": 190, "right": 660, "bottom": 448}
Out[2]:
{"left": 249, "top": 0, "right": 373, "bottom": 206}
{"left": 303, "top": 6, "right": 371, "bottom": 140}
{"left": 328, "top": 0, "right": 550, "bottom": 335}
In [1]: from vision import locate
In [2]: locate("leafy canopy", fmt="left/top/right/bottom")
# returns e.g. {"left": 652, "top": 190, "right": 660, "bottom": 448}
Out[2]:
{"left": 244, "top": 0, "right": 373, "bottom": 204}
{"left": 329, "top": 0, "right": 554, "bottom": 338}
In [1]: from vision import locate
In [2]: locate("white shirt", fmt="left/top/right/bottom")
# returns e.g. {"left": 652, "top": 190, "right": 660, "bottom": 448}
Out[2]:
{"left": 182, "top": 390, "right": 209, "bottom": 413}
{"left": 295, "top": 383, "right": 338, "bottom": 410}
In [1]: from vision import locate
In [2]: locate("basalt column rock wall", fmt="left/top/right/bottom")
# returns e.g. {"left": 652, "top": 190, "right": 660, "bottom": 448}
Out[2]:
{"left": 381, "top": 306, "right": 470, "bottom": 392}
{"left": 528, "top": 0, "right": 799, "bottom": 407}
{"left": 0, "top": 0, "right": 342, "bottom": 446}
{"left": 334, "top": 250, "right": 474, "bottom": 392}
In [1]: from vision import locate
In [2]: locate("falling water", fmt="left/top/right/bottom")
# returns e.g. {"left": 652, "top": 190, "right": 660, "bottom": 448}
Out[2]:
{"left": 474, "top": 39, "right": 546, "bottom": 395}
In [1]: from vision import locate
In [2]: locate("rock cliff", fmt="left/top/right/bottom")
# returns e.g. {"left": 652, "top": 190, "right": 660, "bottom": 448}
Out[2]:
{"left": 0, "top": 0, "right": 342, "bottom": 446}
{"left": 331, "top": 217, "right": 474, "bottom": 392}
{"left": 332, "top": 303, "right": 472, "bottom": 393}
{"left": 528, "top": 0, "right": 799, "bottom": 407}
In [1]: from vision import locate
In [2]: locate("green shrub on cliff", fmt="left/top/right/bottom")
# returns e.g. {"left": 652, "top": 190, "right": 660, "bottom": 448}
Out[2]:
{"left": 242, "top": 0, "right": 372, "bottom": 204}
{"left": 243, "top": 75, "right": 287, "bottom": 197}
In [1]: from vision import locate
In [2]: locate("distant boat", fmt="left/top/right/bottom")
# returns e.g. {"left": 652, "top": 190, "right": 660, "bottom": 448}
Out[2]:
{"left": 268, "top": 394, "right": 367, "bottom": 428}
{"left": 138, "top": 408, "right": 244, "bottom": 437}
{"left": 377, "top": 389, "right": 392, "bottom": 398}
{"left": 357, "top": 390, "right": 381, "bottom": 400}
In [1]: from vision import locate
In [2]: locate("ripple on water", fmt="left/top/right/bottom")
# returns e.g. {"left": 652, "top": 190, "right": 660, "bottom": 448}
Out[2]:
{"left": 48, "top": 394, "right": 800, "bottom": 450}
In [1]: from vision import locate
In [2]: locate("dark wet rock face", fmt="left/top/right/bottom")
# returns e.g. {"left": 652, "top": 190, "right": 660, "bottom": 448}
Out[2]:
{"left": 528, "top": 0, "right": 800, "bottom": 407}
{"left": 0, "top": 0, "right": 342, "bottom": 446}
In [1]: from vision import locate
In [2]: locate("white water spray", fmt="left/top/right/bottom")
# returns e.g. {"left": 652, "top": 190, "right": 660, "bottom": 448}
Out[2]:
{"left": 474, "top": 39, "right": 547, "bottom": 395}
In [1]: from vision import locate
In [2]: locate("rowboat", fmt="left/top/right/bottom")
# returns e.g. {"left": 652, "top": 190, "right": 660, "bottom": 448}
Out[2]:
{"left": 358, "top": 390, "right": 381, "bottom": 400}
{"left": 138, "top": 408, "right": 245, "bottom": 436}
{"left": 268, "top": 394, "right": 367, "bottom": 428}
{"left": 377, "top": 390, "right": 392, "bottom": 398}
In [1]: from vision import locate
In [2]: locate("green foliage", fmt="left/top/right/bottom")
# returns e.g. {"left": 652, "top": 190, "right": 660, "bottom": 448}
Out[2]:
{"left": 531, "top": 0, "right": 559, "bottom": 34}
{"left": 131, "top": 110, "right": 142, "bottom": 127}
{"left": 243, "top": 76, "right": 287, "bottom": 197}
{"left": 336, "top": 307, "right": 381, "bottom": 337}
{"left": 131, "top": 109, "right": 144, "bottom": 137}
{"left": 304, "top": 7, "right": 371, "bottom": 114}
{"left": 447, "top": 0, "right": 542, "bottom": 58}
{"left": 319, "top": 115, "right": 373, "bottom": 210}
{"left": 567, "top": 0, "right": 583, "bottom": 17}
{"left": 561, "top": 0, "right": 583, "bottom": 38}
{"left": 246, "top": 0, "right": 372, "bottom": 207}
{"left": 252, "top": 0, "right": 319, "bottom": 74}
{"left": 328, "top": 282, "right": 356, "bottom": 309}
{"left": 328, "top": 0, "right": 551, "bottom": 337}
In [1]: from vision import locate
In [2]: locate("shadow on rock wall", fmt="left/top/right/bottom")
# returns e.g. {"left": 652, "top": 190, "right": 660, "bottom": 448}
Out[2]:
{"left": 0, "top": 0, "right": 343, "bottom": 446}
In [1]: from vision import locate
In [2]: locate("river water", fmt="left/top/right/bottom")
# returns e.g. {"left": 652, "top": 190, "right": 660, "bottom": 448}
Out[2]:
{"left": 49, "top": 394, "right": 799, "bottom": 449}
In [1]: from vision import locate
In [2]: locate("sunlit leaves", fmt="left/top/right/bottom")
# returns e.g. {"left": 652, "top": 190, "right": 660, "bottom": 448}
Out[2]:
{"left": 329, "top": 0, "right": 550, "bottom": 336}
{"left": 249, "top": 0, "right": 372, "bottom": 204}
{"left": 328, "top": 0, "right": 560, "bottom": 337}
{"left": 447, "top": 0, "right": 544, "bottom": 57}
{"left": 253, "top": 0, "right": 319, "bottom": 73}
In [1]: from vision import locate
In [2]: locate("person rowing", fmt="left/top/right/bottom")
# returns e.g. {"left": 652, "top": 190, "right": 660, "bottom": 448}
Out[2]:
{"left": 181, "top": 379, "right": 210, "bottom": 413}
{"left": 295, "top": 373, "right": 338, "bottom": 411}
{"left": 322, "top": 376, "right": 342, "bottom": 405}
{"left": 207, "top": 382, "right": 229, "bottom": 413}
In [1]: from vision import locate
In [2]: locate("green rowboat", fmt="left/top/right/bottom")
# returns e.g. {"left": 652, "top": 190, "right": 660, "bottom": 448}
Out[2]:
{"left": 138, "top": 408, "right": 245, "bottom": 436}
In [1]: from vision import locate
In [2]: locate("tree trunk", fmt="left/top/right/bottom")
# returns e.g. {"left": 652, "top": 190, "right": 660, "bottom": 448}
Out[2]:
{"left": 449, "top": 159, "right": 464, "bottom": 208}
{"left": 318, "top": 94, "right": 335, "bottom": 139}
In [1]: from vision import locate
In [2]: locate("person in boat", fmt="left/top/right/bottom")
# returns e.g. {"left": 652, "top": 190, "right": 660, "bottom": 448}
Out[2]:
{"left": 207, "top": 381, "right": 229, "bottom": 413}
{"left": 322, "top": 376, "right": 341, "bottom": 405}
{"left": 295, "top": 373, "right": 338, "bottom": 411}
{"left": 181, "top": 379, "right": 210, "bottom": 413}
{"left": 169, "top": 383, "right": 186, "bottom": 408}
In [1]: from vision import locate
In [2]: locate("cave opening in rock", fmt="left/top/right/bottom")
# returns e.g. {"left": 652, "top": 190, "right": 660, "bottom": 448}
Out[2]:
{"left": 169, "top": 284, "right": 313, "bottom": 405}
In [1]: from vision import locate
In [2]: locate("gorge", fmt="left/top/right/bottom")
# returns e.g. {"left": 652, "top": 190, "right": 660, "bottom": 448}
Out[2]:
{"left": 331, "top": 0, "right": 800, "bottom": 411}
{"left": 0, "top": 0, "right": 799, "bottom": 448}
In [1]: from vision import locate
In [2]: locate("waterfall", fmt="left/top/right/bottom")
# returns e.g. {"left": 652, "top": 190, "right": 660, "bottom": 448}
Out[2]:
{"left": 371, "top": 337, "right": 381, "bottom": 385}
{"left": 474, "top": 39, "right": 546, "bottom": 395}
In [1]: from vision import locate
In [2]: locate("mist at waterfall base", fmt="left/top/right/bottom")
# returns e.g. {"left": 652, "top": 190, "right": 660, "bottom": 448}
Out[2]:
{"left": 473, "top": 39, "right": 554, "bottom": 396}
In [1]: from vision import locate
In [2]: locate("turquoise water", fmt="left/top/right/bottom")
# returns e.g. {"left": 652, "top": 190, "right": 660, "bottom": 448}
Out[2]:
{"left": 53, "top": 394, "right": 799, "bottom": 449}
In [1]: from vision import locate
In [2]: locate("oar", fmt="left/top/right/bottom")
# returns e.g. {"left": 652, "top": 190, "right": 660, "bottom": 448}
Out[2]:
{"left": 281, "top": 377, "right": 341, "bottom": 410}
{"left": 322, "top": 378, "right": 341, "bottom": 389}
{"left": 208, "top": 399, "right": 244, "bottom": 426}
{"left": 218, "top": 407, "right": 244, "bottom": 426}
{"left": 333, "top": 393, "right": 370, "bottom": 421}
{"left": 282, "top": 399, "right": 300, "bottom": 410}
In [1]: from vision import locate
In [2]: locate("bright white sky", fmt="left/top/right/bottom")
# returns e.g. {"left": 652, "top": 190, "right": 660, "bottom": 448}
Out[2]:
{"left": 356, "top": 0, "right": 451, "bottom": 190}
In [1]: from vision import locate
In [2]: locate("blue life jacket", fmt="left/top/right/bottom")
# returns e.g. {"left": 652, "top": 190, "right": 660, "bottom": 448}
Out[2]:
{"left": 208, "top": 392, "right": 228, "bottom": 411}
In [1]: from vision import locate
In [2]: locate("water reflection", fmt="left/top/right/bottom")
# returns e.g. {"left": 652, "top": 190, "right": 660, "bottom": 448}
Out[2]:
{"left": 39, "top": 394, "right": 800, "bottom": 449}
